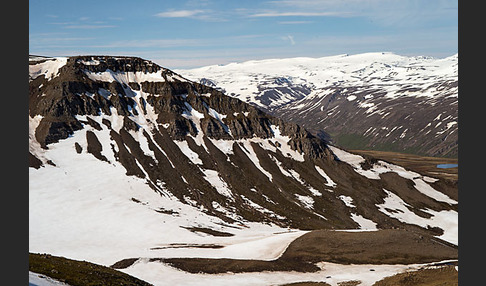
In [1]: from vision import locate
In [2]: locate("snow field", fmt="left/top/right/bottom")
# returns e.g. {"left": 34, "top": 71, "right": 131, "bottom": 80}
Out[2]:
{"left": 123, "top": 258, "right": 455, "bottom": 286}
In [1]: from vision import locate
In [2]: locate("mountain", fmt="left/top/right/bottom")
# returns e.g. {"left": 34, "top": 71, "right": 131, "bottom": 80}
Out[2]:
{"left": 29, "top": 55, "right": 458, "bottom": 285}
{"left": 178, "top": 53, "right": 458, "bottom": 158}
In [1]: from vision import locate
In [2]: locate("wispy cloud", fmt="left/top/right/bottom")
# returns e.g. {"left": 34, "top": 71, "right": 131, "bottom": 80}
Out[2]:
{"left": 250, "top": 11, "right": 347, "bottom": 17}
{"left": 91, "top": 38, "right": 206, "bottom": 49}
{"left": 282, "top": 35, "right": 296, "bottom": 45}
{"left": 263, "top": 0, "right": 457, "bottom": 27}
{"left": 278, "top": 20, "right": 313, "bottom": 24}
{"left": 154, "top": 9, "right": 205, "bottom": 18}
{"left": 64, "top": 25, "right": 116, "bottom": 29}
{"left": 154, "top": 9, "right": 227, "bottom": 22}
{"left": 48, "top": 18, "right": 117, "bottom": 30}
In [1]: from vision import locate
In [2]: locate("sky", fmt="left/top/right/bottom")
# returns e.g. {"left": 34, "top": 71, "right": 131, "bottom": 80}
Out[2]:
{"left": 29, "top": 0, "right": 458, "bottom": 69}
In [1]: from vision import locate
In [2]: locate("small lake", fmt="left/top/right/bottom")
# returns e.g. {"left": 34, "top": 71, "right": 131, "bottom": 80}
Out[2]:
{"left": 436, "top": 164, "right": 458, "bottom": 169}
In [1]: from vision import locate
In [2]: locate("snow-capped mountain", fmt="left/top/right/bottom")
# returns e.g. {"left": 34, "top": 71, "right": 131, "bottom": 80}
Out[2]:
{"left": 29, "top": 55, "right": 457, "bottom": 285}
{"left": 178, "top": 52, "right": 458, "bottom": 157}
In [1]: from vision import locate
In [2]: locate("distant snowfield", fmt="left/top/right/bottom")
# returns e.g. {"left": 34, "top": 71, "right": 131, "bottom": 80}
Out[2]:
{"left": 177, "top": 52, "right": 458, "bottom": 110}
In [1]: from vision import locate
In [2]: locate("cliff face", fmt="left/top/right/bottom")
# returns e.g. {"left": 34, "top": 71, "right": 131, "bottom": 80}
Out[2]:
{"left": 29, "top": 55, "right": 328, "bottom": 158}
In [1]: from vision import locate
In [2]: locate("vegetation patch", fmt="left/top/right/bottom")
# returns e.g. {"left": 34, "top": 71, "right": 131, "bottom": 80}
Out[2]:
{"left": 372, "top": 265, "right": 458, "bottom": 286}
{"left": 29, "top": 253, "right": 152, "bottom": 286}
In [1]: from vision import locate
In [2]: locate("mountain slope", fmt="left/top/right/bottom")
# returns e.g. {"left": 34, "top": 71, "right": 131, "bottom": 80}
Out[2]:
{"left": 29, "top": 55, "right": 457, "bottom": 285}
{"left": 178, "top": 53, "right": 458, "bottom": 157}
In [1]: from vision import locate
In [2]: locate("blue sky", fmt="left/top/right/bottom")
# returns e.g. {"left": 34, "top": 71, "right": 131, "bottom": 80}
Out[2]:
{"left": 29, "top": 0, "right": 458, "bottom": 69}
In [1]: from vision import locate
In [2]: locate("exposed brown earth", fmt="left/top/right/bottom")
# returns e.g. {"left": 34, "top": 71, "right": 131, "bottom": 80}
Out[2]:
{"left": 280, "top": 229, "right": 457, "bottom": 265}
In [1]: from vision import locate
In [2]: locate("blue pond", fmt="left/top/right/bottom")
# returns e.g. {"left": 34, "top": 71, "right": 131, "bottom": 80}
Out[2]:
{"left": 436, "top": 164, "right": 458, "bottom": 169}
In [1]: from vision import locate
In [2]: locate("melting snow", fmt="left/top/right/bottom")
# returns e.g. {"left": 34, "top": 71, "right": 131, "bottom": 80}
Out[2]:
{"left": 329, "top": 146, "right": 457, "bottom": 205}
{"left": 350, "top": 213, "right": 378, "bottom": 230}
{"left": 315, "top": 166, "right": 337, "bottom": 188}
{"left": 29, "top": 271, "right": 70, "bottom": 286}
{"left": 84, "top": 69, "right": 166, "bottom": 84}
{"left": 295, "top": 194, "right": 314, "bottom": 209}
{"left": 377, "top": 189, "right": 457, "bottom": 245}
{"left": 173, "top": 140, "right": 203, "bottom": 165}
{"left": 123, "top": 258, "right": 453, "bottom": 286}
{"left": 202, "top": 169, "right": 233, "bottom": 200}
{"left": 339, "top": 195, "right": 356, "bottom": 208}
{"left": 29, "top": 57, "right": 68, "bottom": 81}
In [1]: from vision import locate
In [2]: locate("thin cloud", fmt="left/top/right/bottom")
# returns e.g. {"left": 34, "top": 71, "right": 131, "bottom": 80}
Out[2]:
{"left": 154, "top": 10, "right": 205, "bottom": 18}
{"left": 250, "top": 11, "right": 347, "bottom": 17}
{"left": 284, "top": 35, "right": 296, "bottom": 45}
{"left": 64, "top": 25, "right": 116, "bottom": 29}
{"left": 93, "top": 38, "right": 207, "bottom": 49}
{"left": 264, "top": 0, "right": 457, "bottom": 28}
{"left": 278, "top": 21, "right": 313, "bottom": 24}
{"left": 153, "top": 9, "right": 226, "bottom": 22}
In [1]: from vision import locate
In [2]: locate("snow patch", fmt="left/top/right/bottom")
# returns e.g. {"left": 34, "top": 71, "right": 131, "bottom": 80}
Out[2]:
{"left": 350, "top": 213, "right": 378, "bottom": 230}
{"left": 339, "top": 195, "right": 355, "bottom": 208}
